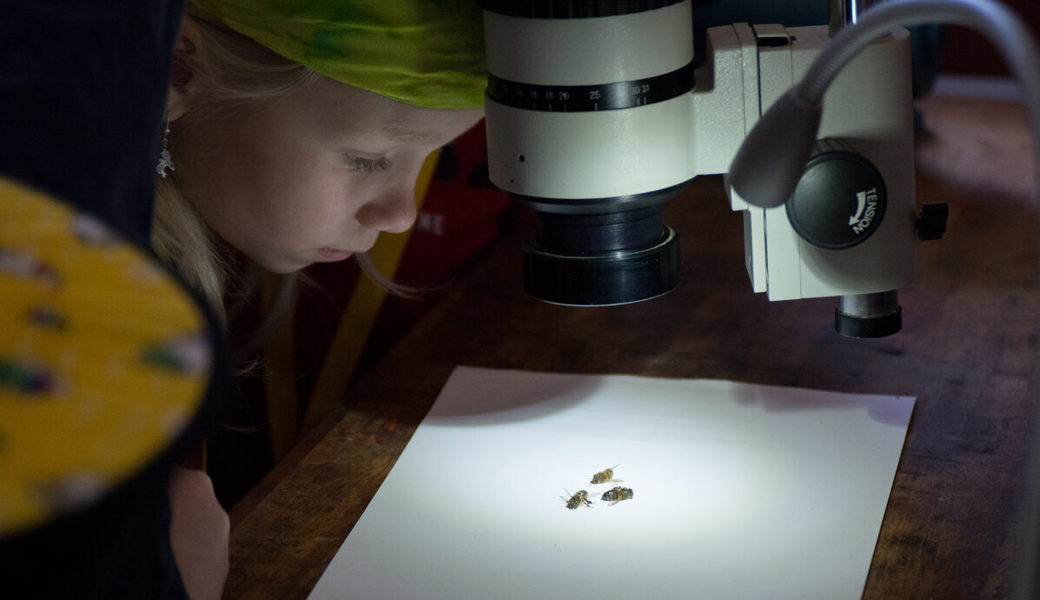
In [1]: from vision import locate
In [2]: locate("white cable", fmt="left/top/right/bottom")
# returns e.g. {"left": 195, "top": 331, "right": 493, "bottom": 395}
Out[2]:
{"left": 800, "top": 2, "right": 1040, "bottom": 597}
{"left": 799, "top": 1, "right": 1040, "bottom": 186}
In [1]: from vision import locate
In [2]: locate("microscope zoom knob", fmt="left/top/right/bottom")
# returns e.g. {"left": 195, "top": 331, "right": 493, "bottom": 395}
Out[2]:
{"left": 785, "top": 139, "right": 887, "bottom": 250}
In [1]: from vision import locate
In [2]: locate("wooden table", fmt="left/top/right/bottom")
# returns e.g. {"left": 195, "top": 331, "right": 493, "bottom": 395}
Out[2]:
{"left": 226, "top": 93, "right": 1037, "bottom": 599}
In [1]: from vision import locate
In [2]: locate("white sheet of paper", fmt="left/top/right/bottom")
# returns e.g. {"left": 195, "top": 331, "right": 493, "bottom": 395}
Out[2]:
{"left": 309, "top": 366, "right": 914, "bottom": 600}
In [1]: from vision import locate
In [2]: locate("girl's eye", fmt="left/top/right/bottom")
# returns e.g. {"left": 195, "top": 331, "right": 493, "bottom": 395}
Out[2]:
{"left": 344, "top": 154, "right": 391, "bottom": 172}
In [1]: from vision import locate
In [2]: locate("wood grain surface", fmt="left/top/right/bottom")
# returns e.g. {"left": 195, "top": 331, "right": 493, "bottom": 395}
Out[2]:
{"left": 226, "top": 93, "right": 1037, "bottom": 600}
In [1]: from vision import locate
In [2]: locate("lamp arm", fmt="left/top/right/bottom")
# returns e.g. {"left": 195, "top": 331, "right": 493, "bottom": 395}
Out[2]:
{"left": 800, "top": 2, "right": 1040, "bottom": 597}
{"left": 801, "top": 0, "right": 1040, "bottom": 114}
{"left": 733, "top": 1, "right": 1040, "bottom": 594}
{"left": 729, "top": 0, "right": 1040, "bottom": 211}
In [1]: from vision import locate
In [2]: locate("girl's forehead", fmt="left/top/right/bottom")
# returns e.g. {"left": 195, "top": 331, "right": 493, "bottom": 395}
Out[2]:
{"left": 314, "top": 84, "right": 481, "bottom": 147}
{"left": 303, "top": 78, "right": 451, "bottom": 136}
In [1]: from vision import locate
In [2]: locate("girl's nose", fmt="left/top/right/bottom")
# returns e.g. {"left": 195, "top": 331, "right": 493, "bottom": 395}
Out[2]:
{"left": 356, "top": 183, "right": 418, "bottom": 234}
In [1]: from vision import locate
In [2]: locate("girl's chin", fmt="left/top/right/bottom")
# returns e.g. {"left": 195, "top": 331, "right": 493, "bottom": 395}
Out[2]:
{"left": 250, "top": 248, "right": 354, "bottom": 273}
{"left": 254, "top": 255, "right": 310, "bottom": 274}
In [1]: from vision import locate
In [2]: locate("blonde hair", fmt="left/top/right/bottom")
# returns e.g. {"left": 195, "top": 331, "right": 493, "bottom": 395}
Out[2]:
{"left": 153, "top": 6, "right": 418, "bottom": 323}
{"left": 153, "top": 7, "right": 320, "bottom": 316}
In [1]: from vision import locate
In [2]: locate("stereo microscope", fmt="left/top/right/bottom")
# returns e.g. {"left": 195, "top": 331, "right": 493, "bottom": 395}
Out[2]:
{"left": 479, "top": 0, "right": 942, "bottom": 338}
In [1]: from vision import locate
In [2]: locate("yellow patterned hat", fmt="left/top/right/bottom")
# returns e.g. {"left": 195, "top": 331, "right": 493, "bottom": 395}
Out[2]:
{"left": 190, "top": 0, "right": 487, "bottom": 109}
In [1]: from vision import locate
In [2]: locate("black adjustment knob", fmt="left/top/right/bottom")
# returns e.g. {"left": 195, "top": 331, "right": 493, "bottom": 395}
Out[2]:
{"left": 785, "top": 139, "right": 887, "bottom": 250}
{"left": 916, "top": 202, "right": 949, "bottom": 241}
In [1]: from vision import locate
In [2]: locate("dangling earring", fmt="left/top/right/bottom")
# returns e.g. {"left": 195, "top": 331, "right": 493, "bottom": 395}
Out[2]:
{"left": 157, "top": 120, "right": 176, "bottom": 178}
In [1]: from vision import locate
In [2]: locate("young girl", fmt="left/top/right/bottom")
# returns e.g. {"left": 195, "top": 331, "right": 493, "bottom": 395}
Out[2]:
{"left": 158, "top": 2, "right": 487, "bottom": 598}
{"left": 157, "top": 1, "right": 487, "bottom": 313}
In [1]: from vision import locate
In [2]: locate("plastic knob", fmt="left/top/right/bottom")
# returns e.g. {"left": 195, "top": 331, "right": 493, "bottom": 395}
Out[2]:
{"left": 785, "top": 139, "right": 887, "bottom": 250}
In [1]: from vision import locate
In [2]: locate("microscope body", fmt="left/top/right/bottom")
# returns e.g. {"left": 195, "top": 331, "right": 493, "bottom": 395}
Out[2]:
{"left": 481, "top": 0, "right": 919, "bottom": 334}
{"left": 697, "top": 23, "right": 916, "bottom": 304}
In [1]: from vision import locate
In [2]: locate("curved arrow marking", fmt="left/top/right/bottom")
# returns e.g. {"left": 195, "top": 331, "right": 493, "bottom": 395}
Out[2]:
{"left": 850, "top": 191, "right": 867, "bottom": 226}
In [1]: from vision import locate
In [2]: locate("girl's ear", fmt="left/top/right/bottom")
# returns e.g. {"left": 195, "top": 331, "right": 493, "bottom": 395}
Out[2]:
{"left": 166, "top": 16, "right": 198, "bottom": 123}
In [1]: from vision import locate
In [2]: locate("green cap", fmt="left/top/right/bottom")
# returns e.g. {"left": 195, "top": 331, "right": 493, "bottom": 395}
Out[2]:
{"left": 191, "top": 0, "right": 487, "bottom": 109}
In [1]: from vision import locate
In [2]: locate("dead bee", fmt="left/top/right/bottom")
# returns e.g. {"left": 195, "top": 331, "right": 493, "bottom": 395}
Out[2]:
{"left": 590, "top": 465, "right": 622, "bottom": 485}
{"left": 600, "top": 486, "right": 634, "bottom": 506}
{"left": 562, "top": 489, "right": 592, "bottom": 509}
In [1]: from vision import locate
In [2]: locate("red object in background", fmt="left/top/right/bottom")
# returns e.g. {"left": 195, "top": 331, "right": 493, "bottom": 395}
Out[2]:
{"left": 397, "top": 119, "right": 513, "bottom": 288}
{"left": 940, "top": 0, "right": 1040, "bottom": 76}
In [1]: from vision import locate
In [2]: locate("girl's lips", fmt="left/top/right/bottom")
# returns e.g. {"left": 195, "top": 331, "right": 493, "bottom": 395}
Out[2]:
{"left": 317, "top": 248, "right": 354, "bottom": 262}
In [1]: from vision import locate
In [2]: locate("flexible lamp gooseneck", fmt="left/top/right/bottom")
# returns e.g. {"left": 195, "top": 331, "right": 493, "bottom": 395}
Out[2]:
{"left": 728, "top": 1, "right": 1040, "bottom": 596}
{"left": 728, "top": 0, "right": 1040, "bottom": 209}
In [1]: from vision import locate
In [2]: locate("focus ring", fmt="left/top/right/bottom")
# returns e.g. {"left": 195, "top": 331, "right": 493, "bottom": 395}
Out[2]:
{"left": 487, "top": 62, "right": 694, "bottom": 112}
